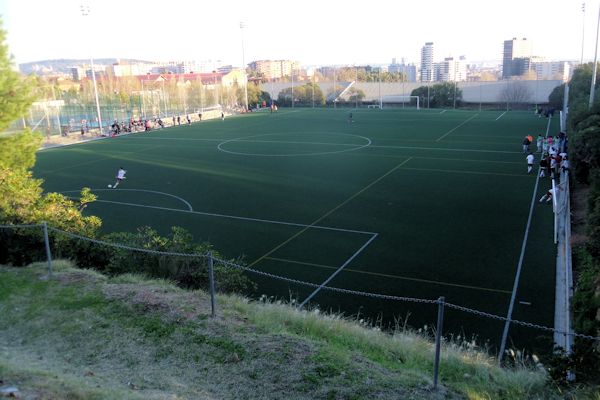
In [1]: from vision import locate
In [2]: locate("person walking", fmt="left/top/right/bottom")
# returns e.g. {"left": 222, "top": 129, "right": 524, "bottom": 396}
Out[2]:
{"left": 522, "top": 136, "right": 531, "bottom": 153}
{"left": 526, "top": 152, "right": 534, "bottom": 174}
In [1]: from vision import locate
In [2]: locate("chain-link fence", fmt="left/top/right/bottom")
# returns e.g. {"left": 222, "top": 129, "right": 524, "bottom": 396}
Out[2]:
{"left": 9, "top": 78, "right": 241, "bottom": 137}
{"left": 1, "top": 222, "right": 598, "bottom": 389}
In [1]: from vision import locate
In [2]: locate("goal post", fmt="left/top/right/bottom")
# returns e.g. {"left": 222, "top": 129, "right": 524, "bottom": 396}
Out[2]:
{"left": 379, "top": 95, "right": 420, "bottom": 110}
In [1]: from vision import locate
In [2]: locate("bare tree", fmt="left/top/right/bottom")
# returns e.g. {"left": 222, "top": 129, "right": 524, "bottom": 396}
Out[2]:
{"left": 498, "top": 80, "right": 533, "bottom": 107}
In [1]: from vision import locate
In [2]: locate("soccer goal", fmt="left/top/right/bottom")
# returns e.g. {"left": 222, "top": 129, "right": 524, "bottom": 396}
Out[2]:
{"left": 379, "top": 95, "right": 420, "bottom": 110}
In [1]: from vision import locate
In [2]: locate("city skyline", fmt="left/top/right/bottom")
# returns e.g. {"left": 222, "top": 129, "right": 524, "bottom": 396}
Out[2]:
{"left": 0, "top": 0, "right": 593, "bottom": 67}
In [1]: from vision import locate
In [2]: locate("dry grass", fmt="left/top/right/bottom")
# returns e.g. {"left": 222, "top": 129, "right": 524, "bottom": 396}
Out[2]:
{"left": 0, "top": 261, "right": 589, "bottom": 399}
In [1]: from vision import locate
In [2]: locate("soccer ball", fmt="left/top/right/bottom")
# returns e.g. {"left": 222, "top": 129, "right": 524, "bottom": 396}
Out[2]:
{"left": 107, "top": 184, "right": 112, "bottom": 188}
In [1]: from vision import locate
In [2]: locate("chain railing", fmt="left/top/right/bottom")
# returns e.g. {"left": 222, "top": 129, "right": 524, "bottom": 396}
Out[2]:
{"left": 1, "top": 222, "right": 599, "bottom": 390}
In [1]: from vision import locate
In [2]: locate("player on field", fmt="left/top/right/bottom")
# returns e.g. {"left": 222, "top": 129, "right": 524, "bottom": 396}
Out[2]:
{"left": 111, "top": 167, "right": 127, "bottom": 189}
{"left": 526, "top": 152, "right": 534, "bottom": 174}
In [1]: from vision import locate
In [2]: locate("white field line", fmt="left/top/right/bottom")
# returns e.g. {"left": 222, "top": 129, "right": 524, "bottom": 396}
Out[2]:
{"left": 247, "top": 157, "right": 413, "bottom": 268}
{"left": 399, "top": 167, "right": 532, "bottom": 178}
{"left": 435, "top": 114, "right": 479, "bottom": 142}
{"left": 62, "top": 188, "right": 194, "bottom": 211}
{"left": 369, "top": 144, "right": 520, "bottom": 154}
{"left": 299, "top": 233, "right": 379, "bottom": 308}
{"left": 75, "top": 197, "right": 377, "bottom": 236}
{"left": 498, "top": 115, "right": 552, "bottom": 360}
{"left": 495, "top": 111, "right": 507, "bottom": 120}
{"left": 266, "top": 256, "right": 512, "bottom": 294}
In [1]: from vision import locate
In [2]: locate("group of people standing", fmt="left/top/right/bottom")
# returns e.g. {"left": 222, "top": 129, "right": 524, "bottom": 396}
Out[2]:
{"left": 523, "top": 132, "right": 569, "bottom": 204}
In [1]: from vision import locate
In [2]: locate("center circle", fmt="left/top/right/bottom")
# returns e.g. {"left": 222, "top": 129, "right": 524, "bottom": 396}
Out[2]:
{"left": 217, "top": 133, "right": 372, "bottom": 157}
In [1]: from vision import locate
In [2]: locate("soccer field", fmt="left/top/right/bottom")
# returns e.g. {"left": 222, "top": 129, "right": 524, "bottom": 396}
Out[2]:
{"left": 34, "top": 108, "right": 558, "bottom": 351}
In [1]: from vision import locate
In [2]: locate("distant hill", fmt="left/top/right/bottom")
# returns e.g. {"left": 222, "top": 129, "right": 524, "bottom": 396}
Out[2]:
{"left": 19, "top": 58, "right": 154, "bottom": 75}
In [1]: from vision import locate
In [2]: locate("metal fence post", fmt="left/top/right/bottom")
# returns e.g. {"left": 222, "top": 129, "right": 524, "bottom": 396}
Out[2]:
{"left": 433, "top": 296, "right": 445, "bottom": 389}
{"left": 208, "top": 252, "right": 216, "bottom": 318}
{"left": 42, "top": 221, "right": 53, "bottom": 278}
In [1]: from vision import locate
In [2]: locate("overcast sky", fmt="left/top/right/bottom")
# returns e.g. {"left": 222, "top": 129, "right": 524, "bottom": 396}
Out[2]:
{"left": 0, "top": 0, "right": 593, "bottom": 67}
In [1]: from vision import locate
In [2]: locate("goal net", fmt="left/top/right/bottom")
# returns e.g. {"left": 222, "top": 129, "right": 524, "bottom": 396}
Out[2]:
{"left": 378, "top": 95, "right": 420, "bottom": 110}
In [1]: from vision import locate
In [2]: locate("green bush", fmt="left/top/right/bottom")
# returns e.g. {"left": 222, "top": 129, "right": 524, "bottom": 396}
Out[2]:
{"left": 71, "top": 226, "right": 256, "bottom": 294}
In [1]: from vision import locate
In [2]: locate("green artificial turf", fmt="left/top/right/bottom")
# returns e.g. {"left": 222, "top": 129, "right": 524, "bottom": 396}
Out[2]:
{"left": 33, "top": 108, "right": 558, "bottom": 352}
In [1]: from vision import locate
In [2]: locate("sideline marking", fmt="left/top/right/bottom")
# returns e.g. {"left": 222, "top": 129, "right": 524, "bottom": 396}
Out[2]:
{"left": 399, "top": 167, "right": 533, "bottom": 178}
{"left": 62, "top": 188, "right": 194, "bottom": 211}
{"left": 247, "top": 157, "right": 412, "bottom": 268}
{"left": 67, "top": 196, "right": 376, "bottom": 236}
{"left": 495, "top": 111, "right": 507, "bottom": 121}
{"left": 266, "top": 257, "right": 512, "bottom": 295}
{"left": 498, "top": 115, "right": 552, "bottom": 359}
{"left": 435, "top": 114, "right": 479, "bottom": 142}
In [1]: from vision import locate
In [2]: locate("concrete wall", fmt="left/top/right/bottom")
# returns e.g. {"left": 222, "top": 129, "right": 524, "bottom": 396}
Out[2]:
{"left": 261, "top": 80, "right": 562, "bottom": 105}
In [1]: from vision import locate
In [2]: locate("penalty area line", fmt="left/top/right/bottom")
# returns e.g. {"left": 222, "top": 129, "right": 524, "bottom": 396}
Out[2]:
{"left": 298, "top": 233, "right": 379, "bottom": 308}
{"left": 72, "top": 197, "right": 376, "bottom": 236}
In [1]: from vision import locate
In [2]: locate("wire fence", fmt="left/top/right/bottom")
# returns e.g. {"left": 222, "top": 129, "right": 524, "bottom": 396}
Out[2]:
{"left": 1, "top": 222, "right": 598, "bottom": 390}
{"left": 0, "top": 222, "right": 598, "bottom": 343}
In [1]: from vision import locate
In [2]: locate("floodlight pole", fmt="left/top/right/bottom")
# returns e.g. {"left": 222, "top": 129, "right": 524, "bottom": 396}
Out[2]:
{"left": 589, "top": 3, "right": 600, "bottom": 108}
{"left": 378, "top": 68, "right": 382, "bottom": 109}
{"left": 80, "top": 4, "right": 103, "bottom": 135}
{"left": 355, "top": 66, "right": 358, "bottom": 109}
{"left": 581, "top": 3, "right": 586, "bottom": 65}
{"left": 141, "top": 80, "right": 146, "bottom": 119}
{"left": 312, "top": 71, "right": 315, "bottom": 108}
{"left": 333, "top": 66, "right": 336, "bottom": 109}
{"left": 240, "top": 22, "right": 249, "bottom": 111}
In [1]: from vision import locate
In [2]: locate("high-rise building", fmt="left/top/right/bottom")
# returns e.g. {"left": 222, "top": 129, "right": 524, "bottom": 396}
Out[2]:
{"left": 502, "top": 38, "right": 533, "bottom": 79}
{"left": 248, "top": 60, "right": 300, "bottom": 80}
{"left": 434, "top": 56, "right": 467, "bottom": 82}
{"left": 420, "top": 42, "right": 434, "bottom": 82}
{"left": 531, "top": 61, "right": 571, "bottom": 82}
{"left": 388, "top": 58, "right": 417, "bottom": 82}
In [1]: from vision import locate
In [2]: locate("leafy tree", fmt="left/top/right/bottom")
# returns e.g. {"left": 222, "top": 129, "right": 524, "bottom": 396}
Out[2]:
{"left": 411, "top": 83, "right": 461, "bottom": 108}
{"left": 246, "top": 82, "right": 271, "bottom": 107}
{"left": 0, "top": 23, "right": 35, "bottom": 131}
{"left": 548, "top": 83, "right": 565, "bottom": 110}
{"left": 0, "top": 18, "right": 101, "bottom": 264}
{"left": 277, "top": 83, "right": 324, "bottom": 106}
{"left": 347, "top": 87, "right": 365, "bottom": 103}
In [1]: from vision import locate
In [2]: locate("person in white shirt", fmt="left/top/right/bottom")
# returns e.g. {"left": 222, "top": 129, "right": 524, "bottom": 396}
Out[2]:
{"left": 526, "top": 153, "right": 535, "bottom": 174}
{"left": 112, "top": 167, "right": 127, "bottom": 188}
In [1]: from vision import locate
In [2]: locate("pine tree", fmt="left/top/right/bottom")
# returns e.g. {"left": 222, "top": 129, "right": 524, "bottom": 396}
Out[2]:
{"left": 0, "top": 18, "right": 101, "bottom": 265}
{"left": 0, "top": 20, "right": 35, "bottom": 132}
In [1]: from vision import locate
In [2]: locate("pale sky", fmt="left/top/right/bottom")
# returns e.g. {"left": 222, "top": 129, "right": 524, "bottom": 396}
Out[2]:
{"left": 0, "top": 0, "right": 593, "bottom": 67}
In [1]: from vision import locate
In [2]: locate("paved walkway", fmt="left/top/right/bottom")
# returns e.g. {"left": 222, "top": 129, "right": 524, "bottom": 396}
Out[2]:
{"left": 554, "top": 173, "right": 573, "bottom": 353}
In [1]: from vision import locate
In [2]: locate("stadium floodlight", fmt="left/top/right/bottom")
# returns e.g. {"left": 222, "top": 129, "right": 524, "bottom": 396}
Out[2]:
{"left": 80, "top": 3, "right": 103, "bottom": 134}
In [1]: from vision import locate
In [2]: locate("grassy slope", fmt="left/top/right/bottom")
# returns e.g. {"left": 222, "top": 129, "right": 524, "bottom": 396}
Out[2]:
{"left": 0, "top": 261, "right": 595, "bottom": 400}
